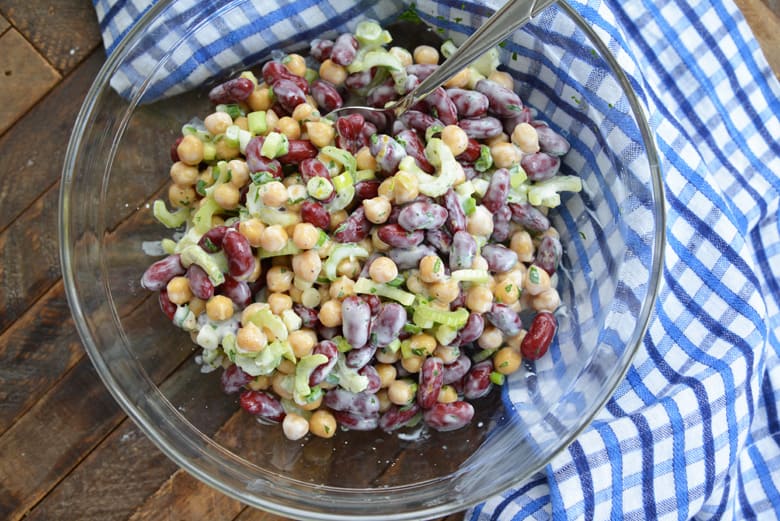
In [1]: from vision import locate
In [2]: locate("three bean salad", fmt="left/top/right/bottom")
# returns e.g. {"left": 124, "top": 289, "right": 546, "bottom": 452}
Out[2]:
{"left": 141, "top": 20, "right": 582, "bottom": 441}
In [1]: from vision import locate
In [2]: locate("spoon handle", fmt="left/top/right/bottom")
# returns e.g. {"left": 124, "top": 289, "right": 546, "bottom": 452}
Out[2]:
{"left": 392, "top": 0, "right": 556, "bottom": 116}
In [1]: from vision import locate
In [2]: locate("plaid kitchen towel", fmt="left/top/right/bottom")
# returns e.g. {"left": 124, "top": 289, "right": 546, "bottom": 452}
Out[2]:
{"left": 92, "top": 0, "right": 780, "bottom": 519}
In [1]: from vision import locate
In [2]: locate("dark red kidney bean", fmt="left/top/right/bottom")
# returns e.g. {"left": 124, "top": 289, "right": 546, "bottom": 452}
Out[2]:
{"left": 309, "top": 38, "right": 334, "bottom": 62}
{"left": 371, "top": 303, "right": 407, "bottom": 346}
{"left": 486, "top": 303, "right": 523, "bottom": 336}
{"left": 336, "top": 113, "right": 365, "bottom": 154}
{"left": 389, "top": 245, "right": 437, "bottom": 270}
{"left": 481, "top": 243, "right": 518, "bottom": 273}
{"left": 447, "top": 88, "right": 490, "bottom": 118}
{"left": 406, "top": 63, "right": 438, "bottom": 80}
{"left": 277, "top": 139, "right": 318, "bottom": 164}
{"left": 536, "top": 125, "right": 571, "bottom": 156}
{"left": 534, "top": 235, "right": 562, "bottom": 275}
{"left": 502, "top": 108, "right": 535, "bottom": 135}
{"left": 331, "top": 33, "right": 358, "bottom": 66}
{"left": 318, "top": 325, "right": 339, "bottom": 340}
{"left": 300, "top": 200, "right": 331, "bottom": 229}
{"left": 141, "top": 254, "right": 185, "bottom": 291}
{"left": 395, "top": 129, "right": 434, "bottom": 173}
{"left": 158, "top": 290, "right": 177, "bottom": 320}
{"left": 245, "top": 137, "right": 283, "bottom": 177}
{"left": 358, "top": 365, "right": 382, "bottom": 394}
{"left": 311, "top": 79, "right": 343, "bottom": 113}
{"left": 400, "top": 73, "right": 420, "bottom": 95}
{"left": 386, "top": 205, "right": 402, "bottom": 224}
{"left": 450, "top": 289, "right": 467, "bottom": 311}
{"left": 398, "top": 201, "right": 448, "bottom": 231}
{"left": 362, "top": 110, "right": 390, "bottom": 134}
{"left": 423, "top": 401, "right": 474, "bottom": 431}
{"left": 463, "top": 165, "right": 479, "bottom": 180}
{"left": 294, "top": 303, "right": 320, "bottom": 329}
{"left": 354, "top": 180, "right": 380, "bottom": 201}
{"left": 521, "top": 311, "right": 557, "bottom": 360}
{"left": 482, "top": 168, "right": 510, "bottom": 213}
{"left": 491, "top": 205, "right": 512, "bottom": 243}
{"left": 299, "top": 157, "right": 331, "bottom": 184}
{"left": 239, "top": 390, "right": 285, "bottom": 422}
{"left": 442, "top": 188, "right": 467, "bottom": 233}
{"left": 377, "top": 223, "right": 424, "bottom": 249}
{"left": 361, "top": 294, "right": 382, "bottom": 316}
{"left": 198, "top": 226, "right": 228, "bottom": 253}
{"left": 367, "top": 83, "right": 398, "bottom": 108}
{"left": 346, "top": 344, "right": 377, "bottom": 369}
{"left": 509, "top": 202, "right": 550, "bottom": 232}
{"left": 324, "top": 388, "right": 380, "bottom": 416}
{"left": 186, "top": 264, "right": 214, "bottom": 300}
{"left": 417, "top": 357, "right": 444, "bottom": 409}
{"left": 370, "top": 134, "right": 407, "bottom": 175}
{"left": 345, "top": 68, "right": 376, "bottom": 90}
{"left": 458, "top": 116, "right": 504, "bottom": 140}
{"left": 223, "top": 229, "right": 255, "bottom": 279}
{"left": 392, "top": 119, "right": 409, "bottom": 136}
{"left": 309, "top": 340, "right": 338, "bottom": 385}
{"left": 261, "top": 61, "right": 308, "bottom": 93}
{"left": 221, "top": 364, "right": 253, "bottom": 394}
{"left": 424, "top": 87, "right": 458, "bottom": 125}
{"left": 457, "top": 314, "right": 484, "bottom": 345}
{"left": 456, "top": 138, "right": 482, "bottom": 164}
{"left": 270, "top": 101, "right": 290, "bottom": 117}
{"left": 219, "top": 276, "right": 252, "bottom": 308}
{"left": 333, "top": 207, "right": 372, "bottom": 243}
{"left": 425, "top": 228, "right": 452, "bottom": 254}
{"left": 463, "top": 360, "right": 493, "bottom": 400}
{"left": 442, "top": 354, "right": 472, "bottom": 384}
{"left": 379, "top": 404, "right": 421, "bottom": 431}
{"left": 474, "top": 79, "right": 523, "bottom": 117}
{"left": 208, "top": 77, "right": 254, "bottom": 104}
{"left": 398, "top": 110, "right": 444, "bottom": 135}
{"left": 360, "top": 120, "right": 378, "bottom": 145}
{"left": 450, "top": 231, "right": 477, "bottom": 270}
{"left": 334, "top": 410, "right": 379, "bottom": 430}
{"left": 521, "top": 152, "right": 561, "bottom": 181}
{"left": 272, "top": 78, "right": 306, "bottom": 113}
{"left": 170, "top": 136, "right": 183, "bottom": 163}
{"left": 341, "top": 296, "right": 371, "bottom": 349}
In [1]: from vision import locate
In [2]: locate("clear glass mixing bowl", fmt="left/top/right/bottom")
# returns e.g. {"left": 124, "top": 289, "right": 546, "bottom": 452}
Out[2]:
{"left": 60, "top": 0, "right": 664, "bottom": 518}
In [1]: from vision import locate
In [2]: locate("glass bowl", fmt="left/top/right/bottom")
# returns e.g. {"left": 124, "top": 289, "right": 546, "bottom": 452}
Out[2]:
{"left": 60, "top": 0, "right": 664, "bottom": 519}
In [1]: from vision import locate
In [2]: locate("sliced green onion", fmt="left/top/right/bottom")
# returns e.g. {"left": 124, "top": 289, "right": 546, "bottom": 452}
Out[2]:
{"left": 250, "top": 171, "right": 276, "bottom": 185}
{"left": 403, "top": 323, "right": 423, "bottom": 334}
{"left": 152, "top": 200, "right": 189, "bottom": 228}
{"left": 354, "top": 169, "right": 377, "bottom": 182}
{"left": 475, "top": 145, "right": 493, "bottom": 172}
{"left": 247, "top": 111, "right": 267, "bottom": 135}
{"left": 261, "top": 132, "right": 289, "bottom": 159}
{"left": 307, "top": 176, "right": 335, "bottom": 200}
{"left": 355, "top": 20, "right": 393, "bottom": 49}
{"left": 223, "top": 124, "right": 241, "bottom": 147}
{"left": 441, "top": 40, "right": 458, "bottom": 59}
{"left": 202, "top": 141, "right": 217, "bottom": 161}
{"left": 462, "top": 196, "right": 477, "bottom": 215}
{"left": 354, "top": 278, "right": 415, "bottom": 306}
{"left": 490, "top": 371, "right": 506, "bottom": 385}
{"left": 216, "top": 103, "right": 243, "bottom": 120}
{"left": 472, "top": 348, "right": 497, "bottom": 363}
{"left": 386, "top": 338, "right": 401, "bottom": 353}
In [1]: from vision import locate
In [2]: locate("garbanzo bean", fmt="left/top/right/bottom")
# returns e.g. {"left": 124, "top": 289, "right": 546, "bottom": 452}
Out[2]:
{"left": 166, "top": 276, "right": 192, "bottom": 305}
{"left": 309, "top": 410, "right": 337, "bottom": 438}
{"left": 375, "top": 363, "right": 397, "bottom": 388}
{"left": 262, "top": 181, "right": 288, "bottom": 207}
{"left": 355, "top": 146, "right": 377, "bottom": 171}
{"left": 170, "top": 161, "right": 199, "bottom": 186}
{"left": 247, "top": 87, "right": 272, "bottom": 111}
{"left": 438, "top": 385, "right": 459, "bottom": 403}
{"left": 388, "top": 379, "right": 416, "bottom": 405}
{"left": 510, "top": 230, "right": 535, "bottom": 262}
{"left": 277, "top": 116, "right": 301, "bottom": 139}
{"left": 168, "top": 184, "right": 196, "bottom": 208}
{"left": 259, "top": 225, "right": 288, "bottom": 253}
{"left": 490, "top": 142, "right": 519, "bottom": 168}
{"left": 532, "top": 287, "right": 561, "bottom": 312}
{"left": 283, "top": 413, "right": 310, "bottom": 441}
{"left": 305, "top": 121, "right": 335, "bottom": 148}
{"left": 318, "top": 299, "right": 342, "bottom": 327}
{"left": 511, "top": 122, "right": 540, "bottom": 154}
{"left": 289, "top": 329, "right": 317, "bottom": 358}
{"left": 389, "top": 46, "right": 413, "bottom": 67}
{"left": 413, "top": 45, "right": 439, "bottom": 64}
{"left": 478, "top": 326, "right": 503, "bottom": 350}
{"left": 266, "top": 265, "right": 294, "bottom": 293}
{"left": 228, "top": 159, "right": 250, "bottom": 188}
{"left": 204, "top": 111, "right": 233, "bottom": 135}
{"left": 267, "top": 292, "right": 293, "bottom": 315}
{"left": 409, "top": 333, "right": 437, "bottom": 356}
{"left": 284, "top": 53, "right": 307, "bottom": 76}
{"left": 369, "top": 256, "right": 398, "bottom": 284}
{"left": 206, "top": 295, "right": 234, "bottom": 321}
{"left": 429, "top": 279, "right": 460, "bottom": 304}
{"left": 524, "top": 265, "right": 551, "bottom": 296}
{"left": 419, "top": 255, "right": 447, "bottom": 283}
{"left": 466, "top": 285, "right": 494, "bottom": 314}
{"left": 493, "top": 347, "right": 522, "bottom": 375}
{"left": 292, "top": 250, "right": 322, "bottom": 283}
{"left": 239, "top": 218, "right": 265, "bottom": 247}
{"left": 236, "top": 322, "right": 267, "bottom": 352}
{"left": 319, "top": 59, "right": 347, "bottom": 85}
{"left": 363, "top": 197, "right": 392, "bottom": 224}
{"left": 213, "top": 182, "right": 240, "bottom": 210}
{"left": 177, "top": 135, "right": 204, "bottom": 165}
{"left": 467, "top": 205, "right": 494, "bottom": 237}
{"left": 329, "top": 276, "right": 355, "bottom": 300}
{"left": 292, "top": 102, "right": 316, "bottom": 122}
{"left": 441, "top": 125, "right": 469, "bottom": 156}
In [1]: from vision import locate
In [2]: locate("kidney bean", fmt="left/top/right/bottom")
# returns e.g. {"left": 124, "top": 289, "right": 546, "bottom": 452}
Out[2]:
{"left": 463, "top": 360, "right": 493, "bottom": 400}
{"left": 358, "top": 365, "right": 382, "bottom": 394}
{"left": 447, "top": 88, "right": 489, "bottom": 118}
{"left": 424, "top": 401, "right": 475, "bottom": 431}
{"left": 261, "top": 61, "right": 309, "bottom": 93}
{"left": 521, "top": 311, "right": 557, "bottom": 360}
{"left": 219, "top": 276, "right": 252, "bottom": 308}
{"left": 311, "top": 79, "right": 343, "bottom": 113}
{"left": 158, "top": 290, "right": 177, "bottom": 320}
{"left": 417, "top": 357, "right": 444, "bottom": 409}
{"left": 425, "top": 228, "right": 452, "bottom": 254}
{"left": 309, "top": 38, "right": 334, "bottom": 62}
{"left": 458, "top": 116, "right": 504, "bottom": 140}
{"left": 335, "top": 113, "right": 367, "bottom": 154}
{"left": 441, "top": 188, "right": 466, "bottom": 233}
{"left": 334, "top": 411, "right": 379, "bottom": 430}
{"left": 449, "top": 231, "right": 477, "bottom": 270}
{"left": 462, "top": 165, "right": 480, "bottom": 181}
{"left": 424, "top": 87, "right": 458, "bottom": 125}
{"left": 221, "top": 364, "right": 253, "bottom": 394}
{"left": 273, "top": 78, "right": 307, "bottom": 113}
{"left": 400, "top": 73, "right": 421, "bottom": 96}
{"left": 294, "top": 304, "right": 320, "bottom": 329}
{"left": 491, "top": 205, "right": 512, "bottom": 243}
{"left": 481, "top": 243, "right": 518, "bottom": 273}
{"left": 485, "top": 303, "right": 523, "bottom": 336}
{"left": 309, "top": 340, "right": 338, "bottom": 386}
{"left": 474, "top": 79, "right": 523, "bottom": 117}
{"left": 170, "top": 136, "right": 183, "bottom": 163}
{"left": 223, "top": 229, "right": 256, "bottom": 279}
{"left": 406, "top": 63, "right": 438, "bottom": 80}
{"left": 509, "top": 202, "right": 550, "bottom": 232}
{"left": 457, "top": 314, "right": 484, "bottom": 346}
{"left": 395, "top": 129, "right": 434, "bottom": 173}
{"left": 185, "top": 264, "right": 214, "bottom": 300}
{"left": 299, "top": 158, "right": 331, "bottom": 185}
{"left": 345, "top": 68, "right": 376, "bottom": 90}
{"left": 362, "top": 294, "right": 382, "bottom": 316}
{"left": 502, "top": 108, "right": 535, "bottom": 135}
{"left": 536, "top": 125, "right": 571, "bottom": 156}
{"left": 371, "top": 303, "right": 407, "bottom": 347}
{"left": 397, "top": 201, "right": 448, "bottom": 231}
{"left": 379, "top": 404, "right": 421, "bottom": 431}
{"left": 376, "top": 224, "right": 422, "bottom": 249}
{"left": 370, "top": 134, "right": 407, "bottom": 175}
{"left": 346, "top": 344, "right": 377, "bottom": 369}
{"left": 534, "top": 235, "right": 563, "bottom": 275}
{"left": 341, "top": 295, "right": 371, "bottom": 349}
{"left": 300, "top": 201, "right": 331, "bottom": 229}
{"left": 141, "top": 254, "right": 185, "bottom": 291}
{"left": 456, "top": 138, "right": 482, "bottom": 164}
{"left": 277, "top": 139, "right": 318, "bottom": 165}
{"left": 333, "top": 207, "right": 371, "bottom": 243}
{"left": 389, "top": 245, "right": 437, "bottom": 270}
{"left": 324, "top": 388, "right": 380, "bottom": 416}
{"left": 239, "top": 390, "right": 285, "bottom": 422}
{"left": 398, "top": 110, "right": 444, "bottom": 135}
{"left": 245, "top": 138, "right": 283, "bottom": 177}
{"left": 318, "top": 325, "right": 340, "bottom": 340}
{"left": 361, "top": 111, "right": 389, "bottom": 134}
{"left": 442, "top": 354, "right": 472, "bottom": 385}
{"left": 354, "top": 180, "right": 380, "bottom": 201}
{"left": 481, "top": 168, "right": 510, "bottom": 213}
{"left": 208, "top": 77, "right": 254, "bottom": 104}
{"left": 367, "top": 83, "right": 398, "bottom": 108}
{"left": 331, "top": 33, "right": 358, "bottom": 66}
{"left": 521, "top": 152, "right": 561, "bottom": 181}
{"left": 392, "top": 119, "right": 409, "bottom": 136}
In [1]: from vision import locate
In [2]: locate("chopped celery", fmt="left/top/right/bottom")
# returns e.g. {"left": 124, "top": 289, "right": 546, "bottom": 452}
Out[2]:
{"left": 451, "top": 269, "right": 490, "bottom": 283}
{"left": 412, "top": 308, "right": 433, "bottom": 329}
{"left": 527, "top": 175, "right": 583, "bottom": 208}
{"left": 326, "top": 170, "right": 356, "bottom": 211}
{"left": 294, "top": 354, "right": 329, "bottom": 405}
{"left": 307, "top": 176, "right": 334, "bottom": 200}
{"left": 400, "top": 339, "right": 414, "bottom": 359}
{"left": 398, "top": 138, "right": 461, "bottom": 198}
{"left": 216, "top": 104, "right": 243, "bottom": 120}
{"left": 425, "top": 124, "right": 444, "bottom": 142}
{"left": 441, "top": 39, "right": 458, "bottom": 59}
{"left": 152, "top": 200, "right": 189, "bottom": 228}
{"left": 347, "top": 49, "right": 403, "bottom": 74}
{"left": 161, "top": 238, "right": 177, "bottom": 254}
{"left": 387, "top": 338, "right": 401, "bottom": 353}
{"left": 456, "top": 180, "right": 476, "bottom": 197}
{"left": 258, "top": 239, "right": 301, "bottom": 258}
{"left": 223, "top": 125, "right": 241, "bottom": 147}
{"left": 323, "top": 244, "right": 369, "bottom": 280}
{"left": 246, "top": 308, "right": 289, "bottom": 341}
{"left": 238, "top": 128, "right": 253, "bottom": 155}
{"left": 239, "top": 70, "right": 259, "bottom": 86}
{"left": 193, "top": 197, "right": 221, "bottom": 233}
{"left": 182, "top": 119, "right": 210, "bottom": 140}
{"left": 510, "top": 165, "right": 528, "bottom": 187}
{"left": 304, "top": 67, "right": 318, "bottom": 84}
{"left": 435, "top": 324, "right": 458, "bottom": 346}
{"left": 179, "top": 245, "right": 225, "bottom": 286}
{"left": 414, "top": 304, "right": 469, "bottom": 328}
{"left": 471, "top": 47, "right": 500, "bottom": 77}
{"left": 247, "top": 111, "right": 267, "bottom": 135}
{"left": 462, "top": 196, "right": 476, "bottom": 215}
{"left": 354, "top": 169, "right": 376, "bottom": 182}
{"left": 355, "top": 20, "right": 392, "bottom": 49}
{"left": 333, "top": 354, "right": 368, "bottom": 393}
{"left": 354, "top": 277, "right": 415, "bottom": 306}
{"left": 321, "top": 146, "right": 357, "bottom": 175}
{"left": 261, "top": 132, "right": 289, "bottom": 159}
{"left": 257, "top": 206, "right": 301, "bottom": 227}
{"left": 472, "top": 348, "right": 497, "bottom": 363}
{"left": 236, "top": 340, "right": 294, "bottom": 377}
{"left": 490, "top": 371, "right": 506, "bottom": 385}
{"left": 471, "top": 178, "right": 489, "bottom": 198}
{"left": 475, "top": 145, "right": 493, "bottom": 172}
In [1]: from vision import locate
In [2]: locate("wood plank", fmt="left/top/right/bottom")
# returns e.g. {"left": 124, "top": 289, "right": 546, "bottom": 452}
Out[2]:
{"left": 0, "top": 29, "right": 60, "bottom": 135}
{"left": 0, "top": 13, "right": 8, "bottom": 34}
{"left": 0, "top": 0, "right": 101, "bottom": 74}
{"left": 232, "top": 507, "right": 295, "bottom": 521}
{"left": 735, "top": 0, "right": 780, "bottom": 79}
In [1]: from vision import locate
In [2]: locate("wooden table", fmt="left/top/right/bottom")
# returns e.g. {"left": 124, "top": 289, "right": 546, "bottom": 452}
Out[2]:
{"left": 0, "top": 1, "right": 777, "bottom": 520}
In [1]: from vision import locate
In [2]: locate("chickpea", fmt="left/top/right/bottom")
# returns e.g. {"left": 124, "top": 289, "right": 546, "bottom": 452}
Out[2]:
{"left": 266, "top": 265, "right": 294, "bottom": 293}
{"left": 413, "top": 45, "right": 439, "bottom": 64}
{"left": 505, "top": 330, "right": 527, "bottom": 351}
{"left": 248, "top": 375, "right": 271, "bottom": 391}
{"left": 272, "top": 372, "right": 293, "bottom": 400}
{"left": 467, "top": 205, "right": 495, "bottom": 237}
{"left": 292, "top": 102, "right": 317, "bottom": 122}
{"left": 376, "top": 389, "right": 392, "bottom": 412}
{"left": 236, "top": 322, "right": 268, "bottom": 352}
{"left": 494, "top": 278, "right": 521, "bottom": 305}
{"left": 328, "top": 276, "right": 355, "bottom": 301}
{"left": 168, "top": 184, "right": 196, "bottom": 208}
{"left": 429, "top": 279, "right": 460, "bottom": 304}
{"left": 166, "top": 276, "right": 192, "bottom": 305}
{"left": 389, "top": 46, "right": 413, "bottom": 67}
{"left": 319, "top": 59, "right": 347, "bottom": 85}
{"left": 405, "top": 272, "right": 426, "bottom": 296}
{"left": 511, "top": 122, "right": 540, "bottom": 154}
{"left": 336, "top": 257, "right": 361, "bottom": 278}
{"left": 169, "top": 161, "right": 199, "bottom": 186}
{"left": 189, "top": 297, "right": 206, "bottom": 316}
{"left": 206, "top": 295, "right": 234, "bottom": 321}
{"left": 204, "top": 111, "right": 233, "bottom": 135}
{"left": 401, "top": 354, "right": 424, "bottom": 373}
{"left": 261, "top": 181, "right": 288, "bottom": 207}
{"left": 387, "top": 379, "right": 416, "bottom": 405}
{"left": 488, "top": 70, "right": 515, "bottom": 90}
{"left": 282, "top": 413, "right": 310, "bottom": 441}
{"left": 419, "top": 255, "right": 447, "bottom": 283}
{"left": 466, "top": 285, "right": 494, "bottom": 313}
{"left": 441, "top": 125, "right": 469, "bottom": 156}
{"left": 247, "top": 87, "right": 272, "bottom": 111}
{"left": 491, "top": 142, "right": 519, "bottom": 168}
{"left": 215, "top": 139, "right": 240, "bottom": 160}
{"left": 233, "top": 116, "right": 249, "bottom": 131}
{"left": 265, "top": 109, "right": 280, "bottom": 133}
{"left": 524, "top": 265, "right": 551, "bottom": 296}
{"left": 299, "top": 394, "right": 323, "bottom": 411}
{"left": 309, "top": 410, "right": 337, "bottom": 438}
{"left": 290, "top": 222, "right": 318, "bottom": 250}
{"left": 362, "top": 197, "right": 392, "bottom": 224}
{"left": 305, "top": 121, "right": 335, "bottom": 148}
{"left": 541, "top": 226, "right": 560, "bottom": 240}
{"left": 533, "top": 288, "right": 561, "bottom": 312}
{"left": 494, "top": 347, "right": 522, "bottom": 375}
{"left": 434, "top": 344, "right": 460, "bottom": 364}
{"left": 240, "top": 302, "right": 267, "bottom": 326}
{"left": 376, "top": 346, "right": 400, "bottom": 364}
{"left": 279, "top": 358, "right": 299, "bottom": 375}
{"left": 375, "top": 363, "right": 397, "bottom": 388}
{"left": 228, "top": 159, "right": 250, "bottom": 188}
{"left": 393, "top": 170, "right": 419, "bottom": 204}
{"left": 318, "top": 299, "right": 343, "bottom": 327}
{"left": 277, "top": 116, "right": 301, "bottom": 139}
{"left": 486, "top": 133, "right": 509, "bottom": 147}
{"left": 471, "top": 255, "right": 489, "bottom": 271}
{"left": 510, "top": 230, "right": 535, "bottom": 262}
{"left": 438, "top": 385, "right": 459, "bottom": 403}
{"left": 377, "top": 177, "right": 395, "bottom": 200}
{"left": 260, "top": 225, "right": 289, "bottom": 253}
{"left": 289, "top": 329, "right": 317, "bottom": 358}
{"left": 355, "top": 146, "right": 377, "bottom": 171}
{"left": 177, "top": 134, "right": 204, "bottom": 165}
{"left": 444, "top": 67, "right": 471, "bottom": 89}
{"left": 409, "top": 333, "right": 437, "bottom": 356}
{"left": 267, "top": 292, "right": 292, "bottom": 316}
{"left": 289, "top": 285, "right": 303, "bottom": 304}
{"left": 284, "top": 53, "right": 307, "bottom": 76}
{"left": 478, "top": 326, "right": 504, "bottom": 350}
{"left": 330, "top": 210, "right": 348, "bottom": 231}
{"left": 292, "top": 250, "right": 322, "bottom": 283}
{"left": 369, "top": 256, "right": 398, "bottom": 284}
{"left": 239, "top": 218, "right": 265, "bottom": 248}
{"left": 213, "top": 183, "right": 240, "bottom": 210}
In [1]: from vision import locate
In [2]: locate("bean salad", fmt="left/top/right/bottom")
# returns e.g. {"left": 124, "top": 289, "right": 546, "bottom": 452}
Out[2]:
{"left": 141, "top": 20, "right": 582, "bottom": 441}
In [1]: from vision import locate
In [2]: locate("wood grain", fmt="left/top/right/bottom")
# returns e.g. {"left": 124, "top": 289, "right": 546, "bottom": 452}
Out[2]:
{"left": 0, "top": 13, "right": 8, "bottom": 33}
{"left": 735, "top": 0, "right": 780, "bottom": 79}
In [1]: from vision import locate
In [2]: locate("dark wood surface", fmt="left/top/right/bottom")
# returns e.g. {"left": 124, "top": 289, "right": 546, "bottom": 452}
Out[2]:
{"left": 0, "top": 1, "right": 777, "bottom": 520}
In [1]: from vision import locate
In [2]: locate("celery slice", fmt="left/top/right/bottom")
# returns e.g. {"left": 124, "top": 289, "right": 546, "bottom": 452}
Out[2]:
{"left": 399, "top": 138, "right": 461, "bottom": 197}
{"left": 355, "top": 20, "right": 393, "bottom": 49}
{"left": 152, "top": 200, "right": 189, "bottom": 228}
{"left": 527, "top": 175, "right": 583, "bottom": 208}
{"left": 294, "top": 354, "right": 328, "bottom": 405}
{"left": 179, "top": 245, "right": 225, "bottom": 286}
{"left": 257, "top": 206, "right": 301, "bottom": 227}
{"left": 192, "top": 197, "right": 221, "bottom": 234}
{"left": 247, "top": 111, "right": 267, "bottom": 135}
{"left": 451, "top": 269, "right": 490, "bottom": 283}
{"left": 323, "top": 244, "right": 369, "bottom": 281}
{"left": 414, "top": 305, "right": 469, "bottom": 329}
{"left": 258, "top": 240, "right": 301, "bottom": 259}
{"left": 246, "top": 308, "right": 289, "bottom": 341}
{"left": 354, "top": 277, "right": 415, "bottom": 306}
{"left": 261, "top": 132, "right": 289, "bottom": 159}
{"left": 321, "top": 146, "right": 357, "bottom": 175}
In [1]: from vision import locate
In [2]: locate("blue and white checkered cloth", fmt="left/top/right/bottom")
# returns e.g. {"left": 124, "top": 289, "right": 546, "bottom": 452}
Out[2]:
{"left": 94, "top": 0, "right": 780, "bottom": 518}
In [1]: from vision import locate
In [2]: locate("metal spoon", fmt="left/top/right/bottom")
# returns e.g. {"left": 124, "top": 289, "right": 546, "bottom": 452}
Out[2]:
{"left": 326, "top": 0, "right": 556, "bottom": 120}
